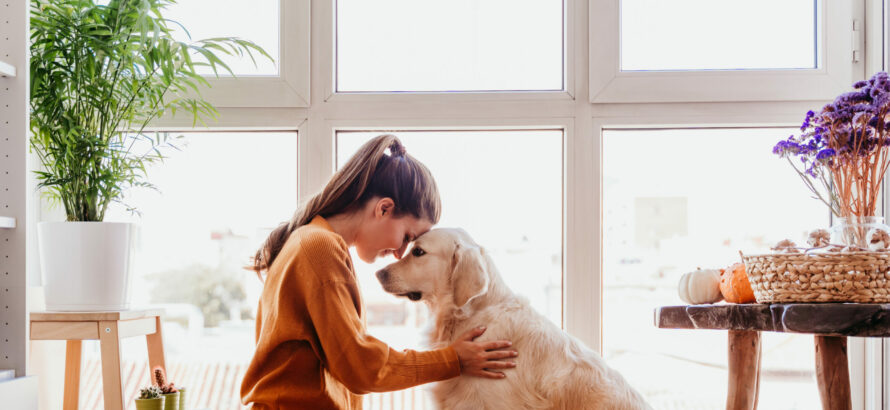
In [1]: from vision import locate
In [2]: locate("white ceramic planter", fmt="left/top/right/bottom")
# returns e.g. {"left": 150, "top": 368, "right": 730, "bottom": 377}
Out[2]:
{"left": 38, "top": 222, "right": 135, "bottom": 311}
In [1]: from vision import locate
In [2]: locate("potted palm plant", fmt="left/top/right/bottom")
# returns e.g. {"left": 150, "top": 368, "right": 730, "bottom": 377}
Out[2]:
{"left": 30, "top": 0, "right": 270, "bottom": 310}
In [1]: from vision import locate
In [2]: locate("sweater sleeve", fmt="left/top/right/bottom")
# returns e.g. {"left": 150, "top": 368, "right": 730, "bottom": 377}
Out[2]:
{"left": 298, "top": 236, "right": 461, "bottom": 394}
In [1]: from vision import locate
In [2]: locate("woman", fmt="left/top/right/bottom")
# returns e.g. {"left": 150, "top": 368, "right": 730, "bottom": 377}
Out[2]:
{"left": 241, "top": 134, "right": 518, "bottom": 409}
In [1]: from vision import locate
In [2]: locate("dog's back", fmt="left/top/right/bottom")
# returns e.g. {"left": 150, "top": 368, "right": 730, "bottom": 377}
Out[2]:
{"left": 431, "top": 296, "right": 652, "bottom": 410}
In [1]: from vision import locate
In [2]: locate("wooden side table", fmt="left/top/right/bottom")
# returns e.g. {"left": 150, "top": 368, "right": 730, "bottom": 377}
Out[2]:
{"left": 30, "top": 310, "right": 167, "bottom": 410}
{"left": 655, "top": 303, "right": 890, "bottom": 410}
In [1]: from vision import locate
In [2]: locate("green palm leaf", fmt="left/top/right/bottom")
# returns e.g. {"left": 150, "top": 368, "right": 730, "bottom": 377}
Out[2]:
{"left": 30, "top": 0, "right": 272, "bottom": 221}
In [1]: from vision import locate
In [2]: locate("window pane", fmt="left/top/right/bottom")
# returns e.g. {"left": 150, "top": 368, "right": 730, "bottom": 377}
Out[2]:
{"left": 337, "top": 130, "right": 562, "bottom": 409}
{"left": 621, "top": 0, "right": 818, "bottom": 71}
{"left": 93, "top": 132, "right": 297, "bottom": 409}
{"left": 336, "top": 0, "right": 563, "bottom": 92}
{"left": 164, "top": 0, "right": 280, "bottom": 76}
{"left": 603, "top": 128, "right": 825, "bottom": 408}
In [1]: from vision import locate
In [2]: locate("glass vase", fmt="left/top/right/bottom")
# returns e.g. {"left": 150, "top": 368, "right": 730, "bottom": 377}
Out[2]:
{"left": 829, "top": 216, "right": 890, "bottom": 249}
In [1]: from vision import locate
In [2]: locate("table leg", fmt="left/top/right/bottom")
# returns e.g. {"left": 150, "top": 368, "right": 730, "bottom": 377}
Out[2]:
{"left": 753, "top": 333, "right": 762, "bottom": 410}
{"left": 727, "top": 330, "right": 761, "bottom": 410}
{"left": 815, "top": 335, "right": 852, "bottom": 410}
{"left": 146, "top": 315, "right": 167, "bottom": 382}
{"left": 99, "top": 321, "right": 124, "bottom": 410}
{"left": 63, "top": 340, "right": 82, "bottom": 410}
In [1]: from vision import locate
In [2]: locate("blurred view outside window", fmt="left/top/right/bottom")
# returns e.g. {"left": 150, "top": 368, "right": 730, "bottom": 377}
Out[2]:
{"left": 73, "top": 132, "right": 298, "bottom": 409}
{"left": 337, "top": 130, "right": 563, "bottom": 409}
{"left": 336, "top": 0, "right": 563, "bottom": 92}
{"left": 603, "top": 128, "right": 827, "bottom": 409}
{"left": 620, "top": 0, "right": 817, "bottom": 71}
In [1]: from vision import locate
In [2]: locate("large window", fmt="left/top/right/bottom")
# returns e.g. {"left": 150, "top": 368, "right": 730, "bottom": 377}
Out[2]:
{"left": 603, "top": 128, "right": 825, "bottom": 409}
{"left": 27, "top": 0, "right": 878, "bottom": 408}
{"left": 620, "top": 0, "right": 818, "bottom": 71}
{"left": 335, "top": 0, "right": 564, "bottom": 92}
{"left": 591, "top": 0, "right": 858, "bottom": 102}
{"left": 336, "top": 130, "right": 563, "bottom": 409}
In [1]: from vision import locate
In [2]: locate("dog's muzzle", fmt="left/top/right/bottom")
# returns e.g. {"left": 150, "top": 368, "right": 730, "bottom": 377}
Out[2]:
{"left": 375, "top": 269, "right": 422, "bottom": 300}
{"left": 375, "top": 269, "right": 389, "bottom": 283}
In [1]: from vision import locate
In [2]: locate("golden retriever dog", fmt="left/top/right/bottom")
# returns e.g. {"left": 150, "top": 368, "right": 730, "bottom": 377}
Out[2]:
{"left": 375, "top": 228, "right": 652, "bottom": 410}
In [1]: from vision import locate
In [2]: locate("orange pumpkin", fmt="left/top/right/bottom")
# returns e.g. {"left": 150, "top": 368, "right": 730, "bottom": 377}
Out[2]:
{"left": 719, "top": 262, "right": 756, "bottom": 303}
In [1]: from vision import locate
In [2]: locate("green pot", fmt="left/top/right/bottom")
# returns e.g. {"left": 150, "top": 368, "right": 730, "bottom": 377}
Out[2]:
{"left": 177, "top": 387, "right": 186, "bottom": 410}
{"left": 161, "top": 392, "right": 179, "bottom": 410}
{"left": 135, "top": 397, "right": 164, "bottom": 410}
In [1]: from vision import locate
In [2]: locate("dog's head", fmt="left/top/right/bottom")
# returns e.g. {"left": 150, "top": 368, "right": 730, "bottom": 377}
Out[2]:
{"left": 375, "top": 228, "right": 489, "bottom": 309}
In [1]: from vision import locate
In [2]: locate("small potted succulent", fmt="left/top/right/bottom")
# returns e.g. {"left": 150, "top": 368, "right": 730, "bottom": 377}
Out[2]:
{"left": 153, "top": 367, "right": 180, "bottom": 410}
{"left": 135, "top": 386, "right": 164, "bottom": 410}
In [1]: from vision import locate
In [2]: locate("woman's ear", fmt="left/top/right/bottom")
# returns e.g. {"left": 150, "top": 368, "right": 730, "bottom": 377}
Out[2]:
{"left": 374, "top": 197, "right": 396, "bottom": 218}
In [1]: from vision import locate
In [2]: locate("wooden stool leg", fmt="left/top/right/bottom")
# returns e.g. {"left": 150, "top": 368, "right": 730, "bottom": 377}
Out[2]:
{"left": 727, "top": 330, "right": 761, "bottom": 410}
{"left": 753, "top": 334, "right": 762, "bottom": 409}
{"left": 146, "top": 316, "right": 167, "bottom": 381}
{"left": 815, "top": 335, "right": 852, "bottom": 410}
{"left": 63, "top": 340, "right": 82, "bottom": 410}
{"left": 98, "top": 321, "right": 124, "bottom": 410}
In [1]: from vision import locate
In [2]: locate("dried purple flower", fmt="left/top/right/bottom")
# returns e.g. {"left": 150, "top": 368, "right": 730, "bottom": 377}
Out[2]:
{"left": 774, "top": 71, "right": 890, "bottom": 217}
{"left": 815, "top": 148, "right": 836, "bottom": 162}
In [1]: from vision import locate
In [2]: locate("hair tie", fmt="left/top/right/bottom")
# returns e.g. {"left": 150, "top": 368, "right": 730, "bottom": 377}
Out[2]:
{"left": 389, "top": 141, "right": 407, "bottom": 157}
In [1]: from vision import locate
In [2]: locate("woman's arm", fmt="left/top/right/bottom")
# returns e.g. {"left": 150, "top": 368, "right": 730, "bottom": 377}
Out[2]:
{"left": 304, "top": 277, "right": 460, "bottom": 394}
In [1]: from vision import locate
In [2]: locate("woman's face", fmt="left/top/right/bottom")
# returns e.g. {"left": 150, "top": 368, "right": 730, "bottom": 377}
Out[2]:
{"left": 354, "top": 198, "right": 434, "bottom": 263}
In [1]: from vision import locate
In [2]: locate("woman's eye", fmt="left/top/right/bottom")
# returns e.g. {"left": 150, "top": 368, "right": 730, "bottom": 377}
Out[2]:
{"left": 411, "top": 247, "right": 426, "bottom": 257}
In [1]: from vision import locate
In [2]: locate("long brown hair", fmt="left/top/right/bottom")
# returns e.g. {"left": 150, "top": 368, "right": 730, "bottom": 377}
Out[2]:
{"left": 251, "top": 134, "right": 441, "bottom": 277}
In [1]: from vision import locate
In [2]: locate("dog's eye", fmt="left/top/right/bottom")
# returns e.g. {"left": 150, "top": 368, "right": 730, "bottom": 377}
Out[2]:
{"left": 411, "top": 247, "right": 426, "bottom": 257}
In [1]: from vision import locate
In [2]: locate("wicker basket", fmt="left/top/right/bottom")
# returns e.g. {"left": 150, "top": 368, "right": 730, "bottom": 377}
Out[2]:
{"left": 742, "top": 251, "right": 890, "bottom": 303}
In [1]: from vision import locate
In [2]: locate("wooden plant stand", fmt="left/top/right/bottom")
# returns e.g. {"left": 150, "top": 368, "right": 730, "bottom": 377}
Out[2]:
{"left": 30, "top": 310, "right": 167, "bottom": 410}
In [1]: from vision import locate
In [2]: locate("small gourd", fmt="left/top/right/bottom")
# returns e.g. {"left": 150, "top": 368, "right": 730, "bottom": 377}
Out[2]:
{"left": 720, "top": 262, "right": 757, "bottom": 303}
{"left": 678, "top": 268, "right": 723, "bottom": 305}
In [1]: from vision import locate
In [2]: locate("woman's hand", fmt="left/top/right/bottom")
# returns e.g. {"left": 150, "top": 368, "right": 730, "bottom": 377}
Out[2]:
{"left": 451, "top": 326, "right": 518, "bottom": 379}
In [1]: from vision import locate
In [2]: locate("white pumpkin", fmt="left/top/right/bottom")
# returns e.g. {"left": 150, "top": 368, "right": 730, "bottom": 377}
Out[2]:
{"left": 678, "top": 268, "right": 724, "bottom": 305}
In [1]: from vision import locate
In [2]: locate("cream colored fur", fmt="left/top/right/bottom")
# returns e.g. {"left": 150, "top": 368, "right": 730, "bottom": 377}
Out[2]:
{"left": 377, "top": 228, "right": 652, "bottom": 410}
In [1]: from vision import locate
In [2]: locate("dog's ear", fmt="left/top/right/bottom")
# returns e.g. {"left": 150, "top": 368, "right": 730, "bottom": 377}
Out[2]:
{"left": 451, "top": 243, "right": 489, "bottom": 308}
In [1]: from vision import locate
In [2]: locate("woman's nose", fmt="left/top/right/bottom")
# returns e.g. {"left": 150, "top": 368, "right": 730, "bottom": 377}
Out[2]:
{"left": 393, "top": 243, "right": 408, "bottom": 259}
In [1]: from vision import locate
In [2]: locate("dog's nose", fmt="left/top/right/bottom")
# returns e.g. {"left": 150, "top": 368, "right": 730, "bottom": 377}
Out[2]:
{"left": 375, "top": 269, "right": 389, "bottom": 282}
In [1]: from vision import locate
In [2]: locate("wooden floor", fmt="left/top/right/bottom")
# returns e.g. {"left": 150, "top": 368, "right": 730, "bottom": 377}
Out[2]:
{"left": 78, "top": 357, "right": 246, "bottom": 410}
{"left": 76, "top": 357, "right": 430, "bottom": 410}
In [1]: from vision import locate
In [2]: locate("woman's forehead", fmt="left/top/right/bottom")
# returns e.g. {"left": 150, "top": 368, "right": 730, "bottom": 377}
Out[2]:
{"left": 404, "top": 216, "right": 434, "bottom": 235}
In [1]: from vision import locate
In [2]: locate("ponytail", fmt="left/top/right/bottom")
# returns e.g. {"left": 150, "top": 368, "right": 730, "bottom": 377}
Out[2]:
{"left": 251, "top": 134, "right": 440, "bottom": 278}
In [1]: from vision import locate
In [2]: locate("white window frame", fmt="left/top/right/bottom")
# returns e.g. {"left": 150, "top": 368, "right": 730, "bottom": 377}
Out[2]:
{"left": 189, "top": 0, "right": 310, "bottom": 108}
{"left": 321, "top": 0, "right": 575, "bottom": 103}
{"left": 589, "top": 0, "right": 865, "bottom": 103}
{"left": 868, "top": 0, "right": 887, "bottom": 408}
